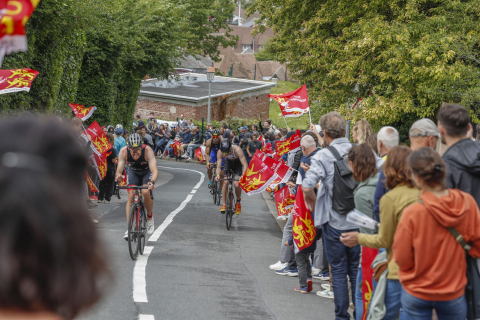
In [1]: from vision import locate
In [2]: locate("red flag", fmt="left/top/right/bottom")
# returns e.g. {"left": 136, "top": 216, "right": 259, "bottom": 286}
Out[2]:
{"left": 82, "top": 121, "right": 113, "bottom": 180}
{"left": 0, "top": 0, "right": 41, "bottom": 55}
{"left": 258, "top": 134, "right": 265, "bottom": 147}
{"left": 262, "top": 142, "right": 274, "bottom": 155}
{"left": 84, "top": 172, "right": 99, "bottom": 193}
{"left": 274, "top": 186, "right": 295, "bottom": 216}
{"left": 254, "top": 150, "right": 294, "bottom": 191}
{"left": 275, "top": 130, "right": 302, "bottom": 156}
{"left": 361, "top": 247, "right": 379, "bottom": 320}
{"left": 195, "top": 148, "right": 204, "bottom": 162}
{"left": 0, "top": 68, "right": 38, "bottom": 94}
{"left": 239, "top": 155, "right": 276, "bottom": 195}
{"left": 292, "top": 187, "right": 316, "bottom": 253}
{"left": 164, "top": 148, "right": 169, "bottom": 156}
{"left": 269, "top": 85, "right": 309, "bottom": 118}
{"left": 173, "top": 141, "right": 182, "bottom": 156}
{"left": 272, "top": 152, "right": 282, "bottom": 162}
{"left": 69, "top": 103, "right": 97, "bottom": 121}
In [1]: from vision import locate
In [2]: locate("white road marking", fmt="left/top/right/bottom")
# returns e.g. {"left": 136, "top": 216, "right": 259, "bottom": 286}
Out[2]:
{"left": 139, "top": 315, "right": 155, "bottom": 320}
{"left": 133, "top": 246, "right": 154, "bottom": 302}
{"left": 190, "top": 190, "right": 197, "bottom": 194}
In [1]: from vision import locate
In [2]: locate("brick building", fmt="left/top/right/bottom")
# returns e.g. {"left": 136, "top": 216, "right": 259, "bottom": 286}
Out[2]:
{"left": 135, "top": 73, "right": 275, "bottom": 121}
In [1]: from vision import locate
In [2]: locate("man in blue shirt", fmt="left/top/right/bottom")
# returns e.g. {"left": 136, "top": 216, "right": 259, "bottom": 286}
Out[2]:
{"left": 114, "top": 128, "right": 126, "bottom": 155}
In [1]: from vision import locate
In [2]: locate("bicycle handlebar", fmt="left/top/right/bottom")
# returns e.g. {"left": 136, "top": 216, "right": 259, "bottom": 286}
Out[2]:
{"left": 118, "top": 186, "right": 150, "bottom": 189}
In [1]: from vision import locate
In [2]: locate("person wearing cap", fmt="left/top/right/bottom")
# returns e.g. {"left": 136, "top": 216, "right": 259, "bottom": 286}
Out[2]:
{"left": 114, "top": 128, "right": 126, "bottom": 156}
{"left": 409, "top": 118, "right": 440, "bottom": 151}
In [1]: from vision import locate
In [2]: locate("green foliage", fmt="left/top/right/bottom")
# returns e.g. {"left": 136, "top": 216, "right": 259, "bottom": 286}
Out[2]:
{"left": 255, "top": 48, "right": 275, "bottom": 61}
{"left": 249, "top": 0, "right": 480, "bottom": 127}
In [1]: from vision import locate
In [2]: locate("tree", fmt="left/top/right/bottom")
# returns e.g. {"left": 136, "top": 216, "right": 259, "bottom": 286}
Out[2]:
{"left": 248, "top": 0, "right": 480, "bottom": 128}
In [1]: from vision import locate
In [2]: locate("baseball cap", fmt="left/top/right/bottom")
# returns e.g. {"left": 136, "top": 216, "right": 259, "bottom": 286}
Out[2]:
{"left": 409, "top": 118, "right": 440, "bottom": 137}
{"left": 115, "top": 128, "right": 123, "bottom": 135}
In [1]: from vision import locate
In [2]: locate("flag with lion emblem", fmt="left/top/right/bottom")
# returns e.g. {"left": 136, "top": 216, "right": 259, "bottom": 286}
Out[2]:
{"left": 292, "top": 187, "right": 316, "bottom": 253}
{"left": 239, "top": 156, "right": 276, "bottom": 195}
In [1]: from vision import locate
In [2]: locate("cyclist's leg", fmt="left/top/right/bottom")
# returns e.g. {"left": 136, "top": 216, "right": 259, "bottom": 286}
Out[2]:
{"left": 222, "top": 161, "right": 231, "bottom": 207}
{"left": 208, "top": 151, "right": 217, "bottom": 182}
{"left": 141, "top": 171, "right": 154, "bottom": 218}
{"left": 126, "top": 170, "right": 139, "bottom": 222}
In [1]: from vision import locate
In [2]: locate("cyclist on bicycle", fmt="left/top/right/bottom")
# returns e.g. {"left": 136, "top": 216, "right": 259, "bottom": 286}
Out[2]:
{"left": 205, "top": 128, "right": 223, "bottom": 188}
{"left": 116, "top": 133, "right": 158, "bottom": 240}
{"left": 215, "top": 138, "right": 248, "bottom": 215}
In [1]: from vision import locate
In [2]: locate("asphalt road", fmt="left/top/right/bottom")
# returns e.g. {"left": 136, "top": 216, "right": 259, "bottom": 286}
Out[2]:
{"left": 78, "top": 159, "right": 336, "bottom": 320}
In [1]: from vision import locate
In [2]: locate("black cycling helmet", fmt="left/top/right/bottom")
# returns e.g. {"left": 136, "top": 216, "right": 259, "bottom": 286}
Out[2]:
{"left": 211, "top": 129, "right": 220, "bottom": 137}
{"left": 220, "top": 138, "right": 232, "bottom": 154}
{"left": 107, "top": 125, "right": 114, "bottom": 134}
{"left": 127, "top": 133, "right": 143, "bottom": 148}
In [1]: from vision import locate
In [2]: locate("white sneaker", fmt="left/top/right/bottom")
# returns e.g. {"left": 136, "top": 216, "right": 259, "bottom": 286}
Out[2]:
{"left": 92, "top": 218, "right": 98, "bottom": 224}
{"left": 316, "top": 289, "right": 334, "bottom": 299}
{"left": 312, "top": 267, "right": 321, "bottom": 275}
{"left": 147, "top": 217, "right": 154, "bottom": 234}
{"left": 187, "top": 157, "right": 192, "bottom": 161}
{"left": 321, "top": 284, "right": 330, "bottom": 291}
{"left": 124, "top": 230, "right": 128, "bottom": 241}
{"left": 104, "top": 200, "right": 111, "bottom": 204}
{"left": 277, "top": 215, "right": 288, "bottom": 221}
{"left": 269, "top": 261, "right": 288, "bottom": 270}
{"left": 182, "top": 154, "right": 188, "bottom": 158}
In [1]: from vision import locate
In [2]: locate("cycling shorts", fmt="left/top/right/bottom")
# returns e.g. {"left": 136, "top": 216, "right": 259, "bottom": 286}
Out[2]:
{"left": 224, "top": 159, "right": 242, "bottom": 177}
{"left": 127, "top": 168, "right": 152, "bottom": 187}
{"left": 209, "top": 149, "right": 225, "bottom": 168}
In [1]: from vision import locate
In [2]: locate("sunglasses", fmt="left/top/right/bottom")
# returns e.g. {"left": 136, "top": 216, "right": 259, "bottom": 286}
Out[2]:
{"left": 129, "top": 148, "right": 142, "bottom": 153}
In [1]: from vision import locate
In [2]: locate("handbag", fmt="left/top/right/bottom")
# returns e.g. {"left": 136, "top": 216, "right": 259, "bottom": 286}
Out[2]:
{"left": 373, "top": 254, "right": 392, "bottom": 282}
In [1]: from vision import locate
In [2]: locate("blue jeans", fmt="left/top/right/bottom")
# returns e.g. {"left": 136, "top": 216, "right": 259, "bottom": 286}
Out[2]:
{"left": 384, "top": 279, "right": 406, "bottom": 320}
{"left": 401, "top": 289, "right": 467, "bottom": 320}
{"left": 323, "top": 223, "right": 361, "bottom": 320}
{"left": 154, "top": 139, "right": 168, "bottom": 154}
{"left": 355, "top": 266, "right": 363, "bottom": 320}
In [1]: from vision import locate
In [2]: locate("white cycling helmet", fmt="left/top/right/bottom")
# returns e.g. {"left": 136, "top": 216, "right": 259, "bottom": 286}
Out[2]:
{"left": 127, "top": 133, "right": 143, "bottom": 148}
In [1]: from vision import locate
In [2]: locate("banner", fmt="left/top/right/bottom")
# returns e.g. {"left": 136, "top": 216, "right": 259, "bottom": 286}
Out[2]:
{"left": 84, "top": 172, "right": 98, "bottom": 193}
{"left": 69, "top": 103, "right": 97, "bottom": 121}
{"left": 258, "top": 134, "right": 265, "bottom": 147}
{"left": 0, "top": 0, "right": 41, "bottom": 56}
{"left": 0, "top": 68, "right": 38, "bottom": 94}
{"left": 262, "top": 142, "right": 273, "bottom": 155}
{"left": 269, "top": 84, "right": 309, "bottom": 118}
{"left": 83, "top": 121, "right": 113, "bottom": 180}
{"left": 195, "top": 147, "right": 204, "bottom": 162}
{"left": 274, "top": 185, "right": 295, "bottom": 216}
{"left": 275, "top": 130, "right": 302, "bottom": 156}
{"left": 254, "top": 150, "right": 294, "bottom": 191}
{"left": 361, "top": 247, "right": 379, "bottom": 320}
{"left": 292, "top": 187, "right": 316, "bottom": 253}
{"left": 239, "top": 155, "right": 276, "bottom": 196}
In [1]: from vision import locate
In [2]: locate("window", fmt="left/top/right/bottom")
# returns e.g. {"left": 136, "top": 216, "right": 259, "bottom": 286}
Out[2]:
{"left": 242, "top": 44, "right": 252, "bottom": 51}
{"left": 259, "top": 45, "right": 264, "bottom": 50}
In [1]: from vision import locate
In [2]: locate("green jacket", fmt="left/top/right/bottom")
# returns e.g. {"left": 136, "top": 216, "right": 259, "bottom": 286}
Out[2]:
{"left": 354, "top": 173, "right": 380, "bottom": 235}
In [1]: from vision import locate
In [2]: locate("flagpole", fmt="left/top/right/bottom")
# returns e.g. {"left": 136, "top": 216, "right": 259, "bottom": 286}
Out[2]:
{"left": 282, "top": 116, "right": 289, "bottom": 130}
{"left": 308, "top": 109, "right": 312, "bottom": 124}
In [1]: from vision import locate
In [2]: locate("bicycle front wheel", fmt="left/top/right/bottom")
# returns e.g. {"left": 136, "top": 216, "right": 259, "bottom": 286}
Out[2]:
{"left": 212, "top": 180, "right": 217, "bottom": 204}
{"left": 226, "top": 185, "right": 233, "bottom": 230}
{"left": 216, "top": 181, "right": 221, "bottom": 206}
{"left": 128, "top": 205, "right": 139, "bottom": 260}
{"left": 138, "top": 205, "right": 147, "bottom": 255}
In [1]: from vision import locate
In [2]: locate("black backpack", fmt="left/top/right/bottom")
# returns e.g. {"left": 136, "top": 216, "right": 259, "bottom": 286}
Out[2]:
{"left": 327, "top": 145, "right": 358, "bottom": 215}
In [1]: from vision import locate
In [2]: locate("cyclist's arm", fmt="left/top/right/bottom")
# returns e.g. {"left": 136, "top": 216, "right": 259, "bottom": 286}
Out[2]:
{"left": 236, "top": 146, "right": 249, "bottom": 176}
{"left": 215, "top": 149, "right": 223, "bottom": 177}
{"left": 115, "top": 147, "right": 127, "bottom": 180}
{"left": 145, "top": 146, "right": 159, "bottom": 183}
{"left": 205, "top": 139, "right": 211, "bottom": 164}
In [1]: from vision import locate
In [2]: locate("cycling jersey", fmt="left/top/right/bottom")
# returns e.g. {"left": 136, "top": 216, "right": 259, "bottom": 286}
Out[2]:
{"left": 127, "top": 145, "right": 149, "bottom": 171}
{"left": 126, "top": 145, "right": 151, "bottom": 186}
{"left": 209, "top": 139, "right": 224, "bottom": 167}
{"left": 224, "top": 147, "right": 242, "bottom": 176}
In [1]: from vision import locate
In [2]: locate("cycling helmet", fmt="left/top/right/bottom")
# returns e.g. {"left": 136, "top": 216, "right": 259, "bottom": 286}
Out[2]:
{"left": 107, "top": 125, "right": 114, "bottom": 134}
{"left": 211, "top": 129, "right": 220, "bottom": 136}
{"left": 220, "top": 138, "right": 232, "bottom": 154}
{"left": 127, "top": 133, "right": 143, "bottom": 148}
{"left": 116, "top": 124, "right": 123, "bottom": 130}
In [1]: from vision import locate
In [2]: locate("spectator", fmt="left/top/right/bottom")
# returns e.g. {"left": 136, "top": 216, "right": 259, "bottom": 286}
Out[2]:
{"left": 177, "top": 114, "right": 189, "bottom": 132}
{"left": 373, "top": 126, "right": 399, "bottom": 222}
{"left": 98, "top": 133, "right": 117, "bottom": 204}
{"left": 347, "top": 144, "right": 380, "bottom": 319}
{"left": 136, "top": 114, "right": 145, "bottom": 128}
{"left": 341, "top": 146, "right": 418, "bottom": 320}
{"left": 181, "top": 127, "right": 192, "bottom": 153}
{"left": 259, "top": 118, "right": 276, "bottom": 134}
{"left": 147, "top": 118, "right": 159, "bottom": 145}
{"left": 107, "top": 125, "right": 114, "bottom": 134}
{"left": 114, "top": 128, "right": 126, "bottom": 155}
{"left": 153, "top": 125, "right": 165, "bottom": 155}
{"left": 232, "top": 130, "right": 239, "bottom": 145}
{"left": 251, "top": 124, "right": 258, "bottom": 134}
{"left": 394, "top": 147, "right": 480, "bottom": 320}
{"left": 103, "top": 126, "right": 108, "bottom": 135}
{"left": 409, "top": 118, "right": 440, "bottom": 151}
{"left": 138, "top": 126, "right": 154, "bottom": 149}
{"left": 302, "top": 111, "right": 359, "bottom": 317}
{"left": 366, "top": 133, "right": 378, "bottom": 155}
{"left": 247, "top": 132, "right": 263, "bottom": 162}
{"left": 188, "top": 119, "right": 195, "bottom": 131}
{"left": 239, "top": 132, "right": 252, "bottom": 162}
{"left": 0, "top": 117, "right": 110, "bottom": 319}
{"left": 122, "top": 129, "right": 129, "bottom": 141}
{"left": 220, "top": 127, "right": 225, "bottom": 136}
{"left": 239, "top": 127, "right": 246, "bottom": 139}
{"left": 438, "top": 103, "right": 480, "bottom": 206}
{"left": 186, "top": 126, "right": 203, "bottom": 161}
{"left": 352, "top": 119, "right": 373, "bottom": 144}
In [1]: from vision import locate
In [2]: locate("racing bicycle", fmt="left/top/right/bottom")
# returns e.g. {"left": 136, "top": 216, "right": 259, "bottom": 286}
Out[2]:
{"left": 219, "top": 170, "right": 239, "bottom": 230}
{"left": 118, "top": 185, "right": 154, "bottom": 260}
{"left": 210, "top": 164, "right": 221, "bottom": 206}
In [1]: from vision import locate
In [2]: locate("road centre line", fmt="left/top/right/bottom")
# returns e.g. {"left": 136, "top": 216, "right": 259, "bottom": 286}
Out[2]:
{"left": 133, "top": 246, "right": 154, "bottom": 302}
{"left": 138, "top": 315, "right": 155, "bottom": 320}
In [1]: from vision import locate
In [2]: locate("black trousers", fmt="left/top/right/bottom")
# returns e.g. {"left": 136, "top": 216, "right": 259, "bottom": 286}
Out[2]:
{"left": 98, "top": 170, "right": 115, "bottom": 201}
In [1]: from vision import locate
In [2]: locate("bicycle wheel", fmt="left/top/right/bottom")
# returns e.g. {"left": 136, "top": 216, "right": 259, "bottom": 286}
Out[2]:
{"left": 128, "top": 205, "right": 139, "bottom": 260}
{"left": 226, "top": 185, "right": 233, "bottom": 230}
{"left": 216, "top": 181, "right": 221, "bottom": 206}
{"left": 138, "top": 205, "right": 147, "bottom": 255}
{"left": 212, "top": 180, "right": 217, "bottom": 204}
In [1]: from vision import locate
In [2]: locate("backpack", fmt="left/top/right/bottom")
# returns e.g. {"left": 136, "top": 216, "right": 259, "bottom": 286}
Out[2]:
{"left": 327, "top": 145, "right": 358, "bottom": 215}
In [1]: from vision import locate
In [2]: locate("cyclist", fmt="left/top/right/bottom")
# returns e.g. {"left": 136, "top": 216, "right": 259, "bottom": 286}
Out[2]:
{"left": 215, "top": 138, "right": 248, "bottom": 215}
{"left": 205, "top": 129, "right": 223, "bottom": 188}
{"left": 116, "top": 133, "right": 158, "bottom": 240}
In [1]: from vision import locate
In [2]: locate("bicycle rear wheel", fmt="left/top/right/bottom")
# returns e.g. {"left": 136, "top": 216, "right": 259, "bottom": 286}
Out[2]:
{"left": 226, "top": 185, "right": 233, "bottom": 230}
{"left": 216, "top": 181, "right": 221, "bottom": 206}
{"left": 128, "top": 205, "right": 139, "bottom": 260}
{"left": 212, "top": 180, "right": 217, "bottom": 204}
{"left": 138, "top": 205, "right": 147, "bottom": 255}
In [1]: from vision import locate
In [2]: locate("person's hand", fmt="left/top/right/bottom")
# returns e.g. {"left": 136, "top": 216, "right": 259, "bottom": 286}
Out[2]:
{"left": 215, "top": 175, "right": 220, "bottom": 182}
{"left": 302, "top": 187, "right": 316, "bottom": 211}
{"left": 310, "top": 123, "right": 319, "bottom": 134}
{"left": 284, "top": 241, "right": 289, "bottom": 246}
{"left": 148, "top": 181, "right": 155, "bottom": 191}
{"left": 340, "top": 232, "right": 360, "bottom": 247}
{"left": 300, "top": 162, "right": 310, "bottom": 172}
{"left": 87, "top": 134, "right": 92, "bottom": 142}
{"left": 248, "top": 153, "right": 252, "bottom": 157}
{"left": 115, "top": 174, "right": 124, "bottom": 182}
{"left": 286, "top": 181, "right": 296, "bottom": 188}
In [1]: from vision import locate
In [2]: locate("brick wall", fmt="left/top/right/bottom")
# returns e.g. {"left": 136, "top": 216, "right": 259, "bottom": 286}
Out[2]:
{"left": 135, "top": 93, "right": 270, "bottom": 121}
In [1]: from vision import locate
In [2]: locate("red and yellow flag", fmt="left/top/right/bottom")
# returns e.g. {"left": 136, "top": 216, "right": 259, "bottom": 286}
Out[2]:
{"left": 83, "top": 121, "right": 113, "bottom": 180}
{"left": 239, "top": 155, "right": 275, "bottom": 195}
{"left": 0, "top": 68, "right": 38, "bottom": 94}
{"left": 69, "top": 103, "right": 97, "bottom": 121}
{"left": 292, "top": 187, "right": 316, "bottom": 253}
{"left": 275, "top": 130, "right": 302, "bottom": 156}
{"left": 254, "top": 150, "right": 294, "bottom": 192}
{"left": 173, "top": 141, "right": 182, "bottom": 156}
{"left": 84, "top": 172, "right": 98, "bottom": 193}
{"left": 268, "top": 84, "right": 310, "bottom": 118}
{"left": 195, "top": 148, "right": 204, "bottom": 162}
{"left": 262, "top": 142, "right": 273, "bottom": 155}
{"left": 274, "top": 185, "right": 295, "bottom": 216}
{"left": 361, "top": 247, "right": 379, "bottom": 320}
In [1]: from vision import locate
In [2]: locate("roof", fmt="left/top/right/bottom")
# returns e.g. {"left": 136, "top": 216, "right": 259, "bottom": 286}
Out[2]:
{"left": 139, "top": 73, "right": 275, "bottom": 102}
{"left": 217, "top": 26, "right": 274, "bottom": 53}
{"left": 178, "top": 55, "right": 213, "bottom": 69}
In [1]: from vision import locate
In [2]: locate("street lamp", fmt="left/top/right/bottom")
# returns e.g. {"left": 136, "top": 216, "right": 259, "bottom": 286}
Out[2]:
{"left": 206, "top": 66, "right": 215, "bottom": 124}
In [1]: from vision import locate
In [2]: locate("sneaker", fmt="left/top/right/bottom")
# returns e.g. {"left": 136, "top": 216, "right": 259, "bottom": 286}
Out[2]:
{"left": 316, "top": 289, "right": 334, "bottom": 299}
{"left": 220, "top": 206, "right": 226, "bottom": 214}
{"left": 307, "top": 278, "right": 313, "bottom": 292}
{"left": 321, "top": 283, "right": 330, "bottom": 291}
{"left": 269, "top": 261, "right": 288, "bottom": 270}
{"left": 275, "top": 267, "right": 293, "bottom": 276}
{"left": 92, "top": 218, "right": 99, "bottom": 224}
{"left": 313, "top": 272, "right": 330, "bottom": 281}
{"left": 104, "top": 200, "right": 111, "bottom": 204}
{"left": 277, "top": 215, "right": 288, "bottom": 221}
{"left": 312, "top": 267, "right": 321, "bottom": 275}
{"left": 235, "top": 202, "right": 241, "bottom": 215}
{"left": 97, "top": 199, "right": 103, "bottom": 203}
{"left": 147, "top": 217, "right": 154, "bottom": 234}
{"left": 124, "top": 230, "right": 128, "bottom": 241}
{"left": 295, "top": 286, "right": 308, "bottom": 294}
{"left": 287, "top": 268, "right": 298, "bottom": 277}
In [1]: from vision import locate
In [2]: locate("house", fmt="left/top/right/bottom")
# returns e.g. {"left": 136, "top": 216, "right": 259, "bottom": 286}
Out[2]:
{"left": 214, "top": 26, "right": 274, "bottom": 54}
